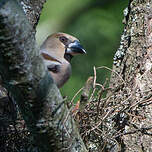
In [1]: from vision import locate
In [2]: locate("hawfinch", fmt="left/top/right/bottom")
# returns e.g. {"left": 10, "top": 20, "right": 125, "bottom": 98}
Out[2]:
{"left": 40, "top": 33, "right": 86, "bottom": 88}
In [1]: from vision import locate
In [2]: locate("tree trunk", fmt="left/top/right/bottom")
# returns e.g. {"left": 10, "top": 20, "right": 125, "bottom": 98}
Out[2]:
{"left": 108, "top": 0, "right": 152, "bottom": 151}
{"left": 0, "top": 1, "right": 87, "bottom": 152}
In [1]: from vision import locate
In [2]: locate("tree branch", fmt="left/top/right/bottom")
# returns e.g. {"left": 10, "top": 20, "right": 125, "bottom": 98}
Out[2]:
{"left": 0, "top": 1, "right": 87, "bottom": 151}
{"left": 20, "top": 0, "right": 46, "bottom": 28}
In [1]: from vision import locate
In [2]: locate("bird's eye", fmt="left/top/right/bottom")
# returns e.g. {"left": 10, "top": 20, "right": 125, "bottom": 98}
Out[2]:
{"left": 59, "top": 36, "right": 68, "bottom": 43}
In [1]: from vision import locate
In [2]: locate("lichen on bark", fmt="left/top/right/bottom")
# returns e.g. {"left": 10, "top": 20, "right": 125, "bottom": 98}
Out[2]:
{"left": 108, "top": 0, "right": 152, "bottom": 151}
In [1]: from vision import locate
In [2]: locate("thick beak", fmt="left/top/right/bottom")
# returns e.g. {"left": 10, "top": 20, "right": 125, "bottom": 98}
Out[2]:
{"left": 66, "top": 40, "right": 86, "bottom": 55}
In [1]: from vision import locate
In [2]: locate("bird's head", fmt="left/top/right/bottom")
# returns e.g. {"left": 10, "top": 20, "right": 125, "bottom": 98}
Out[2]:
{"left": 40, "top": 32, "right": 86, "bottom": 63}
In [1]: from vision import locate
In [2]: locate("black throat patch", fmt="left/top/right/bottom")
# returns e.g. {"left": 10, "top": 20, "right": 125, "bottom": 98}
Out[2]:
{"left": 64, "top": 54, "right": 73, "bottom": 62}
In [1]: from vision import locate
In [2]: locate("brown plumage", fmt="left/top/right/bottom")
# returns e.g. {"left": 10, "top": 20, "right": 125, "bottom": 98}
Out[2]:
{"left": 40, "top": 32, "right": 86, "bottom": 88}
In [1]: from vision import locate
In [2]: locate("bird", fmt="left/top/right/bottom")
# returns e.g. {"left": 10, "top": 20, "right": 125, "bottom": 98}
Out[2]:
{"left": 40, "top": 32, "right": 86, "bottom": 88}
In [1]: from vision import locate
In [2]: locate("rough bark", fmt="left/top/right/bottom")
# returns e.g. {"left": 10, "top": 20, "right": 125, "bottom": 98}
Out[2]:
{"left": 0, "top": 0, "right": 87, "bottom": 152}
{"left": 108, "top": 0, "right": 152, "bottom": 151}
{"left": 20, "top": 0, "right": 46, "bottom": 28}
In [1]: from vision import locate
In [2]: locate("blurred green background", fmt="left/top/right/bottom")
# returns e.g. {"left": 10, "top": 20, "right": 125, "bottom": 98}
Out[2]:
{"left": 36, "top": 0, "right": 128, "bottom": 100}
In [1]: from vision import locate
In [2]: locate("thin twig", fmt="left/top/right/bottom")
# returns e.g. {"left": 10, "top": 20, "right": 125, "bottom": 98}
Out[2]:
{"left": 96, "top": 66, "right": 126, "bottom": 85}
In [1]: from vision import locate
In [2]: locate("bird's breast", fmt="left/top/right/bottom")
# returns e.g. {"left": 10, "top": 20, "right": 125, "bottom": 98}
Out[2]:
{"left": 50, "top": 62, "right": 71, "bottom": 88}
